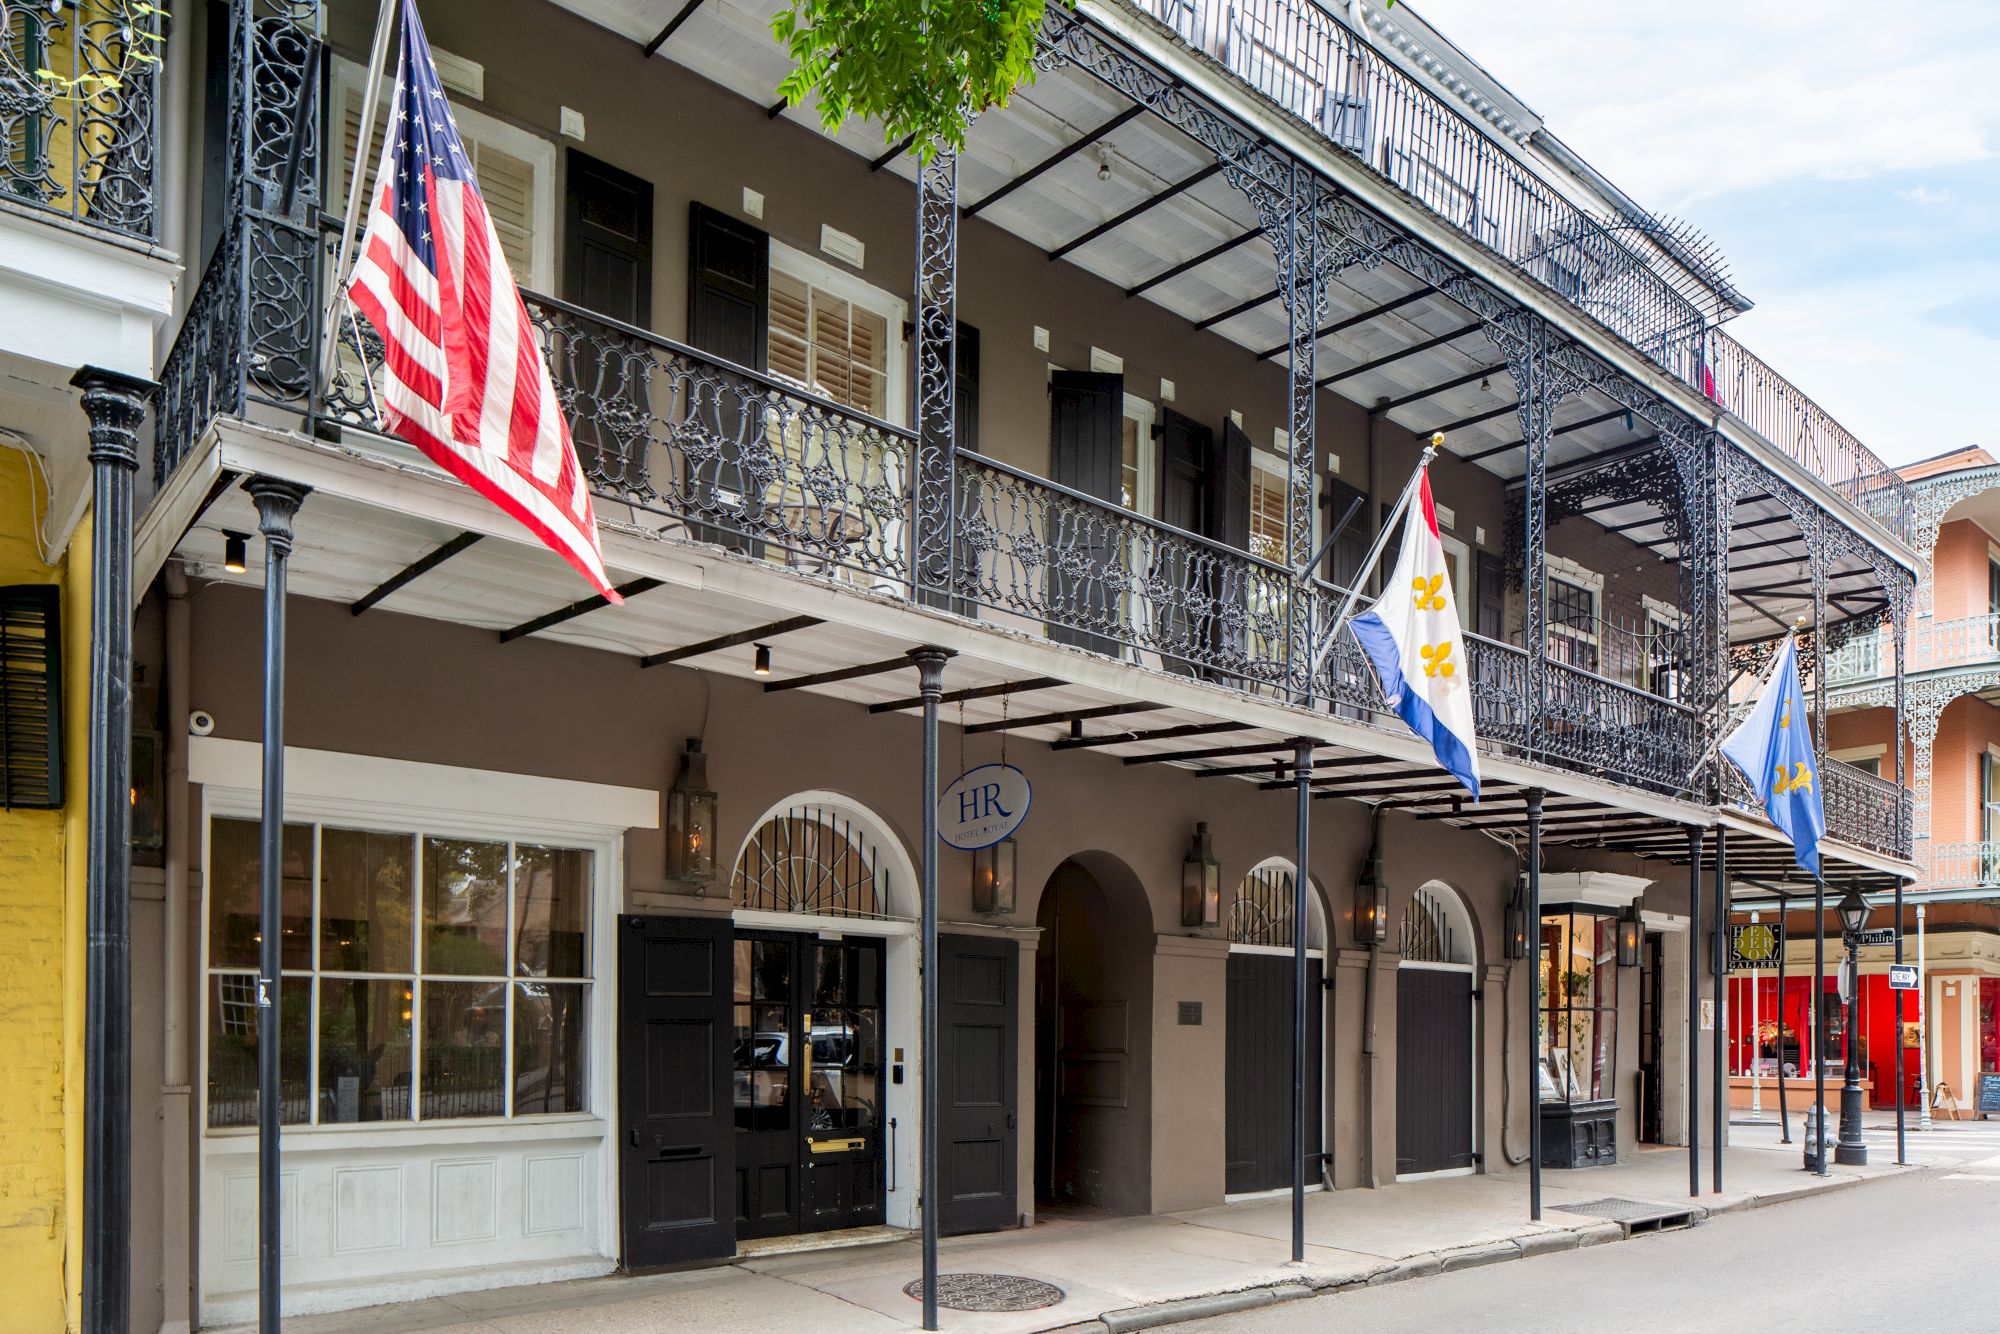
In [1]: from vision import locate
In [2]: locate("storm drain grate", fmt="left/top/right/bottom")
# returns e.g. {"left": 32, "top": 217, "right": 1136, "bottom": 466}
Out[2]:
{"left": 903, "top": 1273, "right": 1066, "bottom": 1312}
{"left": 1554, "top": 1197, "right": 1696, "bottom": 1234}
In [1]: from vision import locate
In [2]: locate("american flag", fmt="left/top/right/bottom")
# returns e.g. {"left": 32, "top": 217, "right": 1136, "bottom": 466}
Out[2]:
{"left": 348, "top": 0, "right": 619, "bottom": 602}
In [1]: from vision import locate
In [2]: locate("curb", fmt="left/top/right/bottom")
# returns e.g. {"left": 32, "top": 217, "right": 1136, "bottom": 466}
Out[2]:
{"left": 1067, "top": 1176, "right": 1871, "bottom": 1332}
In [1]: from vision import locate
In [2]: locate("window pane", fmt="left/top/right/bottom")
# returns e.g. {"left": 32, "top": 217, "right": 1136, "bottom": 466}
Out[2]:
{"left": 734, "top": 1000, "right": 791, "bottom": 1131}
{"left": 206, "top": 974, "right": 310, "bottom": 1127}
{"left": 208, "top": 819, "right": 313, "bottom": 970}
{"left": 514, "top": 845, "right": 592, "bottom": 978}
{"left": 514, "top": 982, "right": 588, "bottom": 1114}
{"left": 320, "top": 828, "right": 415, "bottom": 974}
{"left": 319, "top": 978, "right": 413, "bottom": 1122}
{"left": 421, "top": 980, "right": 507, "bottom": 1118}
{"left": 423, "top": 837, "right": 509, "bottom": 976}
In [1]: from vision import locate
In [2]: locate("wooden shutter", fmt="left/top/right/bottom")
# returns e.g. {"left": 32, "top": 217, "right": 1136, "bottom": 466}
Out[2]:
{"left": 1157, "top": 409, "right": 1210, "bottom": 534}
{"left": 1476, "top": 551, "right": 1505, "bottom": 641}
{"left": 687, "top": 201, "right": 768, "bottom": 370}
{"left": 1323, "top": 477, "right": 1368, "bottom": 589}
{"left": 1048, "top": 371, "right": 1122, "bottom": 503}
{"left": 0, "top": 585, "right": 62, "bottom": 810}
{"left": 954, "top": 322, "right": 980, "bottom": 454}
{"left": 1208, "top": 418, "right": 1252, "bottom": 551}
{"left": 563, "top": 149, "right": 653, "bottom": 327}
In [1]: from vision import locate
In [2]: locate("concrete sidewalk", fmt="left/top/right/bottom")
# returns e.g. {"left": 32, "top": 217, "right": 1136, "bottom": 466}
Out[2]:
{"left": 235, "top": 1127, "right": 1996, "bottom": 1334}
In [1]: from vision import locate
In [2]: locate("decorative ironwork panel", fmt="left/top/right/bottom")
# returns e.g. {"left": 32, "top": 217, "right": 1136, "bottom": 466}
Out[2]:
{"left": 1228, "top": 863, "right": 1296, "bottom": 947}
{"left": 0, "top": 1, "right": 160, "bottom": 239}
{"left": 1399, "top": 886, "right": 1455, "bottom": 964}
{"left": 733, "top": 803, "right": 892, "bottom": 919}
{"left": 914, "top": 147, "right": 956, "bottom": 596}
{"left": 1821, "top": 756, "right": 1912, "bottom": 862}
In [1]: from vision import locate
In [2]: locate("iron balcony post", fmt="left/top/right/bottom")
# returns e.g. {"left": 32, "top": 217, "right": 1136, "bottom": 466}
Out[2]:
{"left": 1712, "top": 826, "right": 1726, "bottom": 1193}
{"left": 1775, "top": 890, "right": 1791, "bottom": 1143}
{"left": 1283, "top": 163, "right": 1318, "bottom": 704}
{"left": 251, "top": 476, "right": 309, "bottom": 1334}
{"left": 1894, "top": 878, "right": 1907, "bottom": 1165}
{"left": 1811, "top": 875, "right": 1827, "bottom": 1175}
{"left": 910, "top": 646, "right": 952, "bottom": 1332}
{"left": 914, "top": 149, "right": 958, "bottom": 603}
{"left": 1687, "top": 824, "right": 1703, "bottom": 1198}
{"left": 75, "top": 366, "right": 156, "bottom": 1334}
{"left": 1290, "top": 739, "right": 1312, "bottom": 1261}
{"left": 1525, "top": 788, "right": 1542, "bottom": 1221}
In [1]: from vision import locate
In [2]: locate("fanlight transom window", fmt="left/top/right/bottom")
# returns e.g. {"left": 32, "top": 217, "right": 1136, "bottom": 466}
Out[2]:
{"left": 1228, "top": 861, "right": 1324, "bottom": 949}
{"left": 733, "top": 803, "right": 893, "bottom": 919}
{"left": 1401, "top": 884, "right": 1474, "bottom": 964}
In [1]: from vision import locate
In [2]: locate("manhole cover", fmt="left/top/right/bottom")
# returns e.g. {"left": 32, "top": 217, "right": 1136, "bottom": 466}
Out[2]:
{"left": 1556, "top": 1196, "right": 1678, "bottom": 1222}
{"left": 903, "top": 1273, "right": 1066, "bottom": 1312}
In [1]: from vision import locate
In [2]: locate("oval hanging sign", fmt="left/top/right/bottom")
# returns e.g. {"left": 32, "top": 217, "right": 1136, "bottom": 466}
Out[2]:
{"left": 938, "top": 763, "right": 1032, "bottom": 851}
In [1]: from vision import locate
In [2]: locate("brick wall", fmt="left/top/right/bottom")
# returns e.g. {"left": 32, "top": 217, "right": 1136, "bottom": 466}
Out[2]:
{"left": 1931, "top": 517, "right": 1995, "bottom": 623}
{"left": 1925, "top": 695, "right": 2000, "bottom": 846}
{"left": 0, "top": 448, "right": 71, "bottom": 1332}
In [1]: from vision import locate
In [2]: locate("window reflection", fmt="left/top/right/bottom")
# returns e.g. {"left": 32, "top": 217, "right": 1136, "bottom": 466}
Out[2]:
{"left": 320, "top": 828, "right": 414, "bottom": 973}
{"left": 319, "top": 978, "right": 413, "bottom": 1122}
{"left": 514, "top": 844, "right": 591, "bottom": 978}
{"left": 421, "top": 980, "right": 507, "bottom": 1118}
{"left": 206, "top": 974, "right": 310, "bottom": 1126}
{"left": 514, "top": 981, "right": 587, "bottom": 1113}
{"left": 209, "top": 819, "right": 313, "bottom": 970}
{"left": 1540, "top": 910, "right": 1618, "bottom": 1104}
{"left": 423, "top": 838, "right": 509, "bottom": 975}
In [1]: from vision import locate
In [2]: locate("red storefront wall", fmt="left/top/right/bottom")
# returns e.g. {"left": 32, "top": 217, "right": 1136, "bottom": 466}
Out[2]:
{"left": 1728, "top": 973, "right": 1922, "bottom": 1107}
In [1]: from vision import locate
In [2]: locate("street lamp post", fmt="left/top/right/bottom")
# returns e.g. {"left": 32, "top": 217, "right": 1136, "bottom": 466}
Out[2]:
{"left": 1835, "top": 891, "right": 1870, "bottom": 1167}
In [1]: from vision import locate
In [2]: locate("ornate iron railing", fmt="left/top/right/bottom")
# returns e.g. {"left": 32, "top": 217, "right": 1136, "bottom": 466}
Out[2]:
{"left": 1827, "top": 612, "right": 2000, "bottom": 687}
{"left": 0, "top": 0, "right": 160, "bottom": 241}
{"left": 1923, "top": 841, "right": 2000, "bottom": 891}
{"left": 1821, "top": 756, "right": 1913, "bottom": 861}
{"left": 1705, "top": 332, "right": 1914, "bottom": 544}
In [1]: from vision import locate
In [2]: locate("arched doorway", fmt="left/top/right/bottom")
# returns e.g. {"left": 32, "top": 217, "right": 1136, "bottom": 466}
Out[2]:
{"left": 1034, "top": 855, "right": 1152, "bottom": 1213}
{"left": 1396, "top": 881, "right": 1478, "bottom": 1178}
{"left": 1223, "top": 860, "right": 1327, "bottom": 1196}
{"left": 727, "top": 795, "right": 918, "bottom": 1238}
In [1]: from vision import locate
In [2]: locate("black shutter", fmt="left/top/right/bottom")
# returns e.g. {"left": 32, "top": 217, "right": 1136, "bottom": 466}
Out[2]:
{"left": 1322, "top": 478, "right": 1368, "bottom": 590}
{"left": 1476, "top": 550, "right": 1505, "bottom": 642}
{"left": 1157, "top": 409, "right": 1212, "bottom": 677}
{"left": 685, "top": 202, "right": 770, "bottom": 547}
{"left": 954, "top": 321, "right": 981, "bottom": 455}
{"left": 564, "top": 151, "right": 656, "bottom": 488}
{"left": 1209, "top": 418, "right": 1252, "bottom": 552}
{"left": 1048, "top": 372, "right": 1124, "bottom": 652}
{"left": 0, "top": 585, "right": 62, "bottom": 809}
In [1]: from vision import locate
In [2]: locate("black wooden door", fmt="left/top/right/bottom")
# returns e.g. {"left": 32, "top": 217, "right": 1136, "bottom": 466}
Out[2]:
{"left": 1156, "top": 408, "right": 1213, "bottom": 676}
{"left": 734, "top": 931, "right": 887, "bottom": 1240}
{"left": 1208, "top": 419, "right": 1254, "bottom": 681}
{"left": 618, "top": 914, "right": 736, "bottom": 1268}
{"left": 1048, "top": 371, "right": 1124, "bottom": 653}
{"left": 939, "top": 934, "right": 1019, "bottom": 1235}
{"left": 1224, "top": 952, "right": 1323, "bottom": 1195}
{"left": 1639, "top": 933, "right": 1664, "bottom": 1143}
{"left": 1395, "top": 967, "right": 1474, "bottom": 1175}
{"left": 563, "top": 151, "right": 655, "bottom": 487}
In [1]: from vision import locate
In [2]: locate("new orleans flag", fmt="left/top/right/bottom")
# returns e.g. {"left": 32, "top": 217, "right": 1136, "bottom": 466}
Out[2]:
{"left": 1720, "top": 633, "right": 1824, "bottom": 875}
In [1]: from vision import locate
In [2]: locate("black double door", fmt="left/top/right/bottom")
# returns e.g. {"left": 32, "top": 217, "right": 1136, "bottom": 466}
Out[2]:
{"left": 734, "top": 930, "right": 887, "bottom": 1239}
{"left": 1224, "top": 951, "right": 1323, "bottom": 1195}
{"left": 1395, "top": 966, "right": 1475, "bottom": 1175}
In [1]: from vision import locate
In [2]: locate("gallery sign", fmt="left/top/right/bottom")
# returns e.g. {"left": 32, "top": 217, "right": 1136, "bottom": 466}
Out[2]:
{"left": 1727, "top": 921, "right": 1784, "bottom": 971}
{"left": 938, "top": 763, "right": 1031, "bottom": 850}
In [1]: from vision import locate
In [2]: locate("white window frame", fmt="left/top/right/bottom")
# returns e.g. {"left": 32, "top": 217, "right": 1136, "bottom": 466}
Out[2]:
{"left": 769, "top": 240, "right": 910, "bottom": 428}
{"left": 1440, "top": 532, "right": 1471, "bottom": 631}
{"left": 190, "top": 739, "right": 650, "bottom": 1141}
{"left": 1544, "top": 554, "right": 1603, "bottom": 665}
{"left": 1122, "top": 392, "right": 1158, "bottom": 517}
{"left": 330, "top": 55, "right": 557, "bottom": 293}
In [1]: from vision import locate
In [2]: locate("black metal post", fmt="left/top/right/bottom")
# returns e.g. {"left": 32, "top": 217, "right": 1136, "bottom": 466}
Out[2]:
{"left": 1712, "top": 826, "right": 1726, "bottom": 1193}
{"left": 251, "top": 477, "right": 307, "bottom": 1333}
{"left": 913, "top": 148, "right": 957, "bottom": 602}
{"left": 1894, "top": 879, "right": 1907, "bottom": 1165}
{"left": 911, "top": 646, "right": 951, "bottom": 1332}
{"left": 1835, "top": 911, "right": 1868, "bottom": 1167}
{"left": 1687, "top": 825, "right": 1703, "bottom": 1198}
{"left": 1526, "top": 789, "right": 1543, "bottom": 1221}
{"left": 75, "top": 366, "right": 155, "bottom": 1334}
{"left": 1776, "top": 891, "right": 1791, "bottom": 1143}
{"left": 1812, "top": 876, "right": 1827, "bottom": 1175}
{"left": 1291, "top": 740, "right": 1312, "bottom": 1261}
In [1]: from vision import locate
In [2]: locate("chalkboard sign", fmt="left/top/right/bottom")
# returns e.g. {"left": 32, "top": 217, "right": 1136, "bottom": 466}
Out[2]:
{"left": 1978, "top": 1072, "right": 2000, "bottom": 1117}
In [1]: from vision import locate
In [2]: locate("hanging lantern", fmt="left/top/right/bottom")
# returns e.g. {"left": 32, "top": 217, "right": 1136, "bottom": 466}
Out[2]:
{"left": 1504, "top": 875, "right": 1529, "bottom": 961}
{"left": 972, "top": 836, "right": 1018, "bottom": 915}
{"left": 1354, "top": 837, "right": 1390, "bottom": 947}
{"left": 665, "top": 738, "right": 718, "bottom": 884}
{"left": 1617, "top": 903, "right": 1643, "bottom": 967}
{"left": 1181, "top": 822, "right": 1221, "bottom": 928}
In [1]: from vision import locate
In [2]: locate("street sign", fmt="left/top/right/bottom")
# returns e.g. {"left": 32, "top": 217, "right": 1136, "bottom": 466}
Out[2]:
{"left": 1888, "top": 964, "right": 1919, "bottom": 991}
{"left": 1728, "top": 921, "right": 1784, "bottom": 971}
{"left": 1845, "top": 927, "right": 1898, "bottom": 948}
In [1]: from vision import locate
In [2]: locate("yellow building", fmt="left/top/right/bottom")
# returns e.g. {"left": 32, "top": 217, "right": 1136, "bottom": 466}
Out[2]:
{"left": 0, "top": 446, "right": 90, "bottom": 1332}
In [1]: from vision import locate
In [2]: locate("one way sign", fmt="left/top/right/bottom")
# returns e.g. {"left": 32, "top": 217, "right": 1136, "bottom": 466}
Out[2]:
{"left": 1889, "top": 964, "right": 1919, "bottom": 991}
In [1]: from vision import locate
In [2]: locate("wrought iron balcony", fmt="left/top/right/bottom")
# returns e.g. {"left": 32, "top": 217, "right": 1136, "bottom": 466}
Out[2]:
{"left": 0, "top": 1, "right": 160, "bottom": 242}
{"left": 1922, "top": 840, "right": 2000, "bottom": 891}
{"left": 1722, "top": 755, "right": 1913, "bottom": 863}
{"left": 1125, "top": 0, "right": 1913, "bottom": 546}
{"left": 1827, "top": 612, "right": 2000, "bottom": 688}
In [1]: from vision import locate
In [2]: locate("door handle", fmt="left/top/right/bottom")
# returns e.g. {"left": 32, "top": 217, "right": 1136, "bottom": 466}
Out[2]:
{"left": 801, "top": 1011, "right": 812, "bottom": 1090}
{"left": 1006, "top": 1112, "right": 1016, "bottom": 1130}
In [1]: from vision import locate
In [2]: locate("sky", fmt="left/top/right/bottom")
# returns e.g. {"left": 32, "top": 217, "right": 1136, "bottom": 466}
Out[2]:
{"left": 1408, "top": 0, "right": 2000, "bottom": 466}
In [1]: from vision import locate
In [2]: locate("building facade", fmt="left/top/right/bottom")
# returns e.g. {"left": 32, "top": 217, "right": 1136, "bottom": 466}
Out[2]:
{"left": 0, "top": 0, "right": 1933, "bottom": 1329}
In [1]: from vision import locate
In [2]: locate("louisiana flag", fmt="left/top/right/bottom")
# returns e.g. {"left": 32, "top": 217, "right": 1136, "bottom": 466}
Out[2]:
{"left": 1350, "top": 472, "right": 1481, "bottom": 799}
{"left": 1720, "top": 633, "right": 1824, "bottom": 876}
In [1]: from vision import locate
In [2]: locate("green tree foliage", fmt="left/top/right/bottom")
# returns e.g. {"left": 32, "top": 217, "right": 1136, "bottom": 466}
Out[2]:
{"left": 771, "top": 0, "right": 1073, "bottom": 158}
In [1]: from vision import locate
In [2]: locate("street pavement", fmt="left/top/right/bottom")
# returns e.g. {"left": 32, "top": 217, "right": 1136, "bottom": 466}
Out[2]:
{"left": 1187, "top": 1121, "right": 2000, "bottom": 1333}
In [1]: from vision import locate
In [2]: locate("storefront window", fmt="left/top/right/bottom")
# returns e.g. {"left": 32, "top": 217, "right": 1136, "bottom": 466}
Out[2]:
{"left": 1983, "top": 978, "right": 2000, "bottom": 1074}
{"left": 205, "top": 816, "right": 595, "bottom": 1129}
{"left": 1540, "top": 909, "right": 1618, "bottom": 1103}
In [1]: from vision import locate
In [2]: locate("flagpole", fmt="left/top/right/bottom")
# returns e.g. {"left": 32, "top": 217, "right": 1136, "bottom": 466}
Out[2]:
{"left": 321, "top": 0, "right": 400, "bottom": 392}
{"left": 1311, "top": 436, "right": 1440, "bottom": 678}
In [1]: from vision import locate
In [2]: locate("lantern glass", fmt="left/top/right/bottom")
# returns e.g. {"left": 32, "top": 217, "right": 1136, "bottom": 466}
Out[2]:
{"left": 1838, "top": 891, "right": 1869, "bottom": 937}
{"left": 666, "top": 739, "right": 718, "bottom": 883}
{"left": 1182, "top": 823, "right": 1221, "bottom": 928}
{"left": 972, "top": 837, "right": 1018, "bottom": 915}
{"left": 1504, "top": 881, "right": 1528, "bottom": 961}
{"left": 1616, "top": 906, "right": 1642, "bottom": 967}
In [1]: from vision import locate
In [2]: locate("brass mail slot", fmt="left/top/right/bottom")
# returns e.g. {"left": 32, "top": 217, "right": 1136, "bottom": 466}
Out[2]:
{"left": 807, "top": 1136, "right": 867, "bottom": 1155}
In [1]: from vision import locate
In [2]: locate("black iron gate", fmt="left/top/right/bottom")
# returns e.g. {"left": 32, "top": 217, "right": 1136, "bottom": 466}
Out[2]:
{"left": 1395, "top": 966, "right": 1474, "bottom": 1175}
{"left": 1224, "top": 951, "right": 1322, "bottom": 1194}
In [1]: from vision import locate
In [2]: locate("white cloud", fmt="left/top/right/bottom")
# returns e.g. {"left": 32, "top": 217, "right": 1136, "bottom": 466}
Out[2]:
{"left": 1896, "top": 186, "right": 1958, "bottom": 206}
